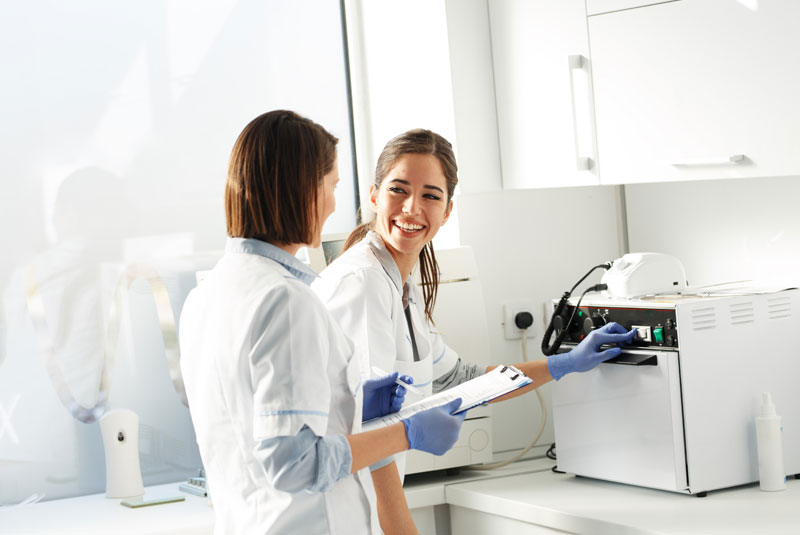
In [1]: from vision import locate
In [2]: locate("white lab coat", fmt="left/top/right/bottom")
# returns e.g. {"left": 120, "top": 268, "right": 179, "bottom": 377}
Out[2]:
{"left": 312, "top": 232, "right": 461, "bottom": 475}
{"left": 180, "top": 244, "right": 379, "bottom": 534}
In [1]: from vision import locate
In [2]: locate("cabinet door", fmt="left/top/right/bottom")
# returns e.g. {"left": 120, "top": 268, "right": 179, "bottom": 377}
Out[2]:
{"left": 489, "top": 0, "right": 599, "bottom": 189}
{"left": 590, "top": 0, "right": 800, "bottom": 184}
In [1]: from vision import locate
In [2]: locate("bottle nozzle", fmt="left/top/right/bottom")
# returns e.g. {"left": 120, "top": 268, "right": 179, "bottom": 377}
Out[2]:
{"left": 761, "top": 392, "right": 777, "bottom": 417}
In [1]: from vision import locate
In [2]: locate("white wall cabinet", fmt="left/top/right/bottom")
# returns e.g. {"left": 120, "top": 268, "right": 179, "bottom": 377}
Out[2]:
{"left": 488, "top": 0, "right": 599, "bottom": 189}
{"left": 589, "top": 0, "right": 800, "bottom": 185}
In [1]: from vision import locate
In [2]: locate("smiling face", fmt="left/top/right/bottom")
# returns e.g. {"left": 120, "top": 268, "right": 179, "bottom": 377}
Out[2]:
{"left": 370, "top": 153, "right": 453, "bottom": 270}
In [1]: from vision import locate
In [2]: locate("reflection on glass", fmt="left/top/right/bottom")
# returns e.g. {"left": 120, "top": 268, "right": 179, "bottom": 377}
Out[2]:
{"left": 19, "top": 167, "right": 128, "bottom": 422}
{"left": 1, "top": 169, "right": 214, "bottom": 501}
{"left": 1, "top": 0, "right": 356, "bottom": 505}
{"left": 1, "top": 167, "right": 132, "bottom": 501}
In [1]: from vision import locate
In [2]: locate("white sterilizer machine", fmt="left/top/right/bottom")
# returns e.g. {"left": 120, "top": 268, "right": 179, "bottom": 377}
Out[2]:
{"left": 551, "top": 288, "right": 800, "bottom": 496}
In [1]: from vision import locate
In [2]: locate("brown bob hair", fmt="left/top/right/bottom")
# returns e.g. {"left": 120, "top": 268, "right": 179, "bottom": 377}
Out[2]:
{"left": 225, "top": 110, "right": 338, "bottom": 245}
{"left": 343, "top": 128, "right": 458, "bottom": 323}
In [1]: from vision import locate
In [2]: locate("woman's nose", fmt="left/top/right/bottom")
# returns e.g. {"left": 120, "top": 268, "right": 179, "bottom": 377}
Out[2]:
{"left": 402, "top": 195, "right": 420, "bottom": 215}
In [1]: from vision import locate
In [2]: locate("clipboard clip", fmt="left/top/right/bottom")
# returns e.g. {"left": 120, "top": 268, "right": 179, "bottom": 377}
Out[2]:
{"left": 500, "top": 365, "right": 520, "bottom": 380}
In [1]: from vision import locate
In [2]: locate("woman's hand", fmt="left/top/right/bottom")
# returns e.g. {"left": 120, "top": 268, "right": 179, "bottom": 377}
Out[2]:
{"left": 546, "top": 322, "right": 637, "bottom": 380}
{"left": 403, "top": 398, "right": 466, "bottom": 455}
{"left": 362, "top": 372, "right": 411, "bottom": 421}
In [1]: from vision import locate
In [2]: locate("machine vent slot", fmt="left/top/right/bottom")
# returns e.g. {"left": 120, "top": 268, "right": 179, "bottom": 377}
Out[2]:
{"left": 729, "top": 302, "right": 755, "bottom": 325}
{"left": 691, "top": 307, "right": 716, "bottom": 331}
{"left": 767, "top": 296, "right": 792, "bottom": 320}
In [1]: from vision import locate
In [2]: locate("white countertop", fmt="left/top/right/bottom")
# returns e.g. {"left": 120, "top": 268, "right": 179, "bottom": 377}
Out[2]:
{"left": 0, "top": 483, "right": 214, "bottom": 535}
{"left": 402, "top": 457, "right": 554, "bottom": 509}
{"left": 4, "top": 460, "right": 795, "bottom": 534}
{"left": 445, "top": 469, "right": 800, "bottom": 535}
{"left": 0, "top": 459, "right": 552, "bottom": 534}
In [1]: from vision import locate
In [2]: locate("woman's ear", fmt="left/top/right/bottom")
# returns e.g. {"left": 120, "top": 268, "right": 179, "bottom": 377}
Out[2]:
{"left": 368, "top": 184, "right": 379, "bottom": 213}
{"left": 442, "top": 200, "right": 453, "bottom": 225}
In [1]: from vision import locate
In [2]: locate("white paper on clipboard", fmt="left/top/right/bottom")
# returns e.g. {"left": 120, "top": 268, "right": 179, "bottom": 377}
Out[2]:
{"left": 362, "top": 365, "right": 532, "bottom": 431}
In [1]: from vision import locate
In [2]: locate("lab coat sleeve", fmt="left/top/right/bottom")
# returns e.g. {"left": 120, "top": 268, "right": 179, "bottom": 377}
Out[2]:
{"left": 249, "top": 284, "right": 332, "bottom": 439}
{"left": 318, "top": 269, "right": 397, "bottom": 380}
{"left": 254, "top": 425, "right": 351, "bottom": 494}
{"left": 426, "top": 315, "right": 462, "bottom": 384}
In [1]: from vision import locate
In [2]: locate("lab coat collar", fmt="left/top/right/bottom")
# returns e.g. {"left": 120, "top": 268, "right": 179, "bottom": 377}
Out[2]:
{"left": 364, "top": 231, "right": 415, "bottom": 304}
{"left": 225, "top": 237, "right": 317, "bottom": 286}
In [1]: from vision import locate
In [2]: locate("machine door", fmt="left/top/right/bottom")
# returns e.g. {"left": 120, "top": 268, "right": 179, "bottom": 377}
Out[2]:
{"left": 552, "top": 349, "right": 687, "bottom": 492}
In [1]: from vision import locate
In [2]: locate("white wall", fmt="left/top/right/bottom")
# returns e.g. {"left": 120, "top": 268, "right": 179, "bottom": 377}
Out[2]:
{"left": 444, "top": 0, "right": 503, "bottom": 194}
{"left": 625, "top": 176, "right": 800, "bottom": 289}
{"left": 456, "top": 185, "right": 624, "bottom": 456}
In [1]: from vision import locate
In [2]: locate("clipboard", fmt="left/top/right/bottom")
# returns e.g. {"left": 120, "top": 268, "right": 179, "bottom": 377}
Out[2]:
{"left": 362, "top": 365, "right": 532, "bottom": 431}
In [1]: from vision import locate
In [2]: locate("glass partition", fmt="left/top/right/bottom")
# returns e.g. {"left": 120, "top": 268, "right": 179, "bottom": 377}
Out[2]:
{"left": 0, "top": 0, "right": 356, "bottom": 503}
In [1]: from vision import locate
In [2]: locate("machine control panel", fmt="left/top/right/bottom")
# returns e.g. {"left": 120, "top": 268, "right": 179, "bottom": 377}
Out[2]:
{"left": 554, "top": 304, "right": 679, "bottom": 349}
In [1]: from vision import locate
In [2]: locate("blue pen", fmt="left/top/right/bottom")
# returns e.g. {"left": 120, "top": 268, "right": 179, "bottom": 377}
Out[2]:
{"left": 372, "top": 366, "right": 422, "bottom": 396}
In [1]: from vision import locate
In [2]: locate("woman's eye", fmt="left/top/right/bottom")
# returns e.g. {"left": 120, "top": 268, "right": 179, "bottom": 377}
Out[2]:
{"left": 388, "top": 186, "right": 406, "bottom": 194}
{"left": 423, "top": 194, "right": 442, "bottom": 201}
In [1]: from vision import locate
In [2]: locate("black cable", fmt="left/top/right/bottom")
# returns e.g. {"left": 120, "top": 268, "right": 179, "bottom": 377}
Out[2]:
{"left": 540, "top": 292, "right": 571, "bottom": 357}
{"left": 547, "top": 444, "right": 564, "bottom": 473}
{"left": 569, "top": 262, "right": 612, "bottom": 296}
{"left": 557, "top": 283, "right": 605, "bottom": 345}
{"left": 541, "top": 263, "right": 612, "bottom": 356}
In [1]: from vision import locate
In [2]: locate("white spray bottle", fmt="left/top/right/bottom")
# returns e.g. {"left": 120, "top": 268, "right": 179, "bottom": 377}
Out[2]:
{"left": 755, "top": 392, "right": 786, "bottom": 492}
{"left": 100, "top": 408, "right": 145, "bottom": 498}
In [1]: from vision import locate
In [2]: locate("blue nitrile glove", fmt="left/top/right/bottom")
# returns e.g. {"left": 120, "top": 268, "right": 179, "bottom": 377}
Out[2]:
{"left": 547, "top": 322, "right": 637, "bottom": 380}
{"left": 403, "top": 398, "right": 466, "bottom": 455}
{"left": 362, "top": 372, "right": 411, "bottom": 421}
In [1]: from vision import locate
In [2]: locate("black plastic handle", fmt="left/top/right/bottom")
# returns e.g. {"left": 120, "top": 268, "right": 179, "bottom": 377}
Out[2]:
{"left": 603, "top": 352, "right": 658, "bottom": 366}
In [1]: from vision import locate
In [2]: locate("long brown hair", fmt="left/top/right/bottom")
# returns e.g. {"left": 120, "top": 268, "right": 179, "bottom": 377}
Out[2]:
{"left": 225, "top": 110, "right": 338, "bottom": 245}
{"left": 344, "top": 129, "right": 458, "bottom": 322}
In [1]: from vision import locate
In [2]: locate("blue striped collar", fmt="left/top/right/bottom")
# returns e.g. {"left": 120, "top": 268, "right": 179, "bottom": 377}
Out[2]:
{"left": 226, "top": 237, "right": 317, "bottom": 286}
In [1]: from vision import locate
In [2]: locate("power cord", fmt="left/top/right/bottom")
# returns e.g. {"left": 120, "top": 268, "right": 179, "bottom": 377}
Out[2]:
{"left": 467, "top": 257, "right": 612, "bottom": 472}
{"left": 465, "top": 313, "right": 546, "bottom": 471}
{"left": 546, "top": 443, "right": 565, "bottom": 473}
{"left": 541, "top": 262, "right": 613, "bottom": 356}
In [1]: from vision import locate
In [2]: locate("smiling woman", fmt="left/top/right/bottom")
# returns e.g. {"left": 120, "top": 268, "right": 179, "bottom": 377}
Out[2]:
{"left": 370, "top": 154, "right": 452, "bottom": 300}
{"left": 342, "top": 129, "right": 459, "bottom": 322}
{"left": 312, "top": 129, "right": 464, "bottom": 535}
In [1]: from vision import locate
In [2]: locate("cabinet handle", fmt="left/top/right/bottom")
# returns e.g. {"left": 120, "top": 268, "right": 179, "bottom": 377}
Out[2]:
{"left": 567, "top": 54, "right": 595, "bottom": 172}
{"left": 671, "top": 154, "right": 746, "bottom": 167}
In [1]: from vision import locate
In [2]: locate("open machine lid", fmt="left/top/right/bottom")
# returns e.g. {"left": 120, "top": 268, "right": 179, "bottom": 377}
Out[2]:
{"left": 601, "top": 253, "right": 688, "bottom": 299}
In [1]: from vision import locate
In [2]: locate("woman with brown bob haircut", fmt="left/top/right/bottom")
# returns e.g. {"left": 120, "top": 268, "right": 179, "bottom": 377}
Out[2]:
{"left": 179, "top": 110, "right": 467, "bottom": 534}
{"left": 313, "top": 128, "right": 637, "bottom": 533}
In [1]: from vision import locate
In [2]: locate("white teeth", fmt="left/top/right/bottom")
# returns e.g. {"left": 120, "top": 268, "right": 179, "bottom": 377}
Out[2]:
{"left": 395, "top": 221, "right": 424, "bottom": 231}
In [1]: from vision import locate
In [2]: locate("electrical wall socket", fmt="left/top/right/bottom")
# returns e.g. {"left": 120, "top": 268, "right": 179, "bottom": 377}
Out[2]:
{"left": 503, "top": 302, "right": 537, "bottom": 340}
